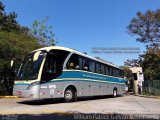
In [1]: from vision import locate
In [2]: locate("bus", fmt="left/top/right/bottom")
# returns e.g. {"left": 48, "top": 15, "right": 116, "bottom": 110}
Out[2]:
{"left": 13, "top": 46, "right": 126, "bottom": 102}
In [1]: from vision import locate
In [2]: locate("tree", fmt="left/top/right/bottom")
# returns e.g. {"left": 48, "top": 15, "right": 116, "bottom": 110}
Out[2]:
{"left": 0, "top": 31, "right": 42, "bottom": 95}
{"left": 124, "top": 50, "right": 160, "bottom": 81}
{"left": 124, "top": 59, "right": 140, "bottom": 67}
{"left": 31, "top": 17, "right": 56, "bottom": 46}
{"left": 0, "top": 1, "right": 43, "bottom": 95}
{"left": 120, "top": 66, "right": 133, "bottom": 81}
{"left": 127, "top": 9, "right": 160, "bottom": 48}
{"left": 0, "top": 31, "right": 40, "bottom": 60}
{"left": 127, "top": 9, "right": 160, "bottom": 81}
{"left": 139, "top": 51, "right": 160, "bottom": 80}
{"left": 0, "top": 1, "right": 41, "bottom": 68}
{"left": 0, "top": 1, "right": 20, "bottom": 32}
{"left": 120, "top": 66, "right": 134, "bottom": 91}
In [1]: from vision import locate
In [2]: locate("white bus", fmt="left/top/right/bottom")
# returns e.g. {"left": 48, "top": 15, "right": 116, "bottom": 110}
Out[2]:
{"left": 13, "top": 46, "right": 126, "bottom": 102}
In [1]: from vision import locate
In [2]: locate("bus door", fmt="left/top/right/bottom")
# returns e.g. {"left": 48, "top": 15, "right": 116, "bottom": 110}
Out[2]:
{"left": 40, "top": 53, "right": 57, "bottom": 98}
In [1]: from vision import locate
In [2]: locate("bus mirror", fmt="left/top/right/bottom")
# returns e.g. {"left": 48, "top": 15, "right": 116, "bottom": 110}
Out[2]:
{"left": 33, "top": 51, "right": 41, "bottom": 61}
{"left": 11, "top": 58, "right": 16, "bottom": 67}
{"left": 11, "top": 59, "right": 14, "bottom": 67}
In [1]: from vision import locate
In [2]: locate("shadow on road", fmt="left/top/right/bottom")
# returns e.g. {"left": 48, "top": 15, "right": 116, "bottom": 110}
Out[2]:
{"left": 0, "top": 112, "right": 159, "bottom": 120}
{"left": 17, "top": 95, "right": 123, "bottom": 105}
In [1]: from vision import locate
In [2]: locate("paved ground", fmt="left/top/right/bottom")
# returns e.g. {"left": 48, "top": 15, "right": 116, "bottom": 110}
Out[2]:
{"left": 0, "top": 95, "right": 160, "bottom": 119}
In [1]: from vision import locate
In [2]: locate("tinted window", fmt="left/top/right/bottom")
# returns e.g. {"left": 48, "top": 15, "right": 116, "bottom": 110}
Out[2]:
{"left": 83, "top": 58, "right": 89, "bottom": 71}
{"left": 96, "top": 62, "right": 100, "bottom": 73}
{"left": 67, "top": 54, "right": 89, "bottom": 71}
{"left": 109, "top": 67, "right": 113, "bottom": 76}
{"left": 118, "top": 70, "right": 121, "bottom": 77}
{"left": 119, "top": 70, "right": 124, "bottom": 78}
{"left": 78, "top": 57, "right": 83, "bottom": 69}
{"left": 115, "top": 69, "right": 119, "bottom": 77}
{"left": 101, "top": 64, "right": 105, "bottom": 74}
{"left": 67, "top": 54, "right": 79, "bottom": 69}
{"left": 89, "top": 60, "right": 95, "bottom": 72}
{"left": 41, "top": 50, "right": 69, "bottom": 82}
{"left": 17, "top": 51, "right": 45, "bottom": 80}
{"left": 67, "top": 54, "right": 123, "bottom": 77}
{"left": 105, "top": 65, "right": 109, "bottom": 75}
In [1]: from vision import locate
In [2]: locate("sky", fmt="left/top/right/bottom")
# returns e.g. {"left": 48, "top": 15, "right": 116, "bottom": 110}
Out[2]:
{"left": 1, "top": 0, "right": 160, "bottom": 66}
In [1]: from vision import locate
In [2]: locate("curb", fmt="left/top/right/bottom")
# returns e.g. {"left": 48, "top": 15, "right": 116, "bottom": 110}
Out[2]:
{"left": 0, "top": 110, "right": 71, "bottom": 115}
{"left": 0, "top": 96, "right": 18, "bottom": 98}
{"left": 134, "top": 94, "right": 160, "bottom": 99}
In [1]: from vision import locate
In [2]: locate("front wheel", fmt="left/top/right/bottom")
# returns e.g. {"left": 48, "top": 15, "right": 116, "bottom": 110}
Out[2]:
{"left": 64, "top": 88, "right": 77, "bottom": 102}
{"left": 113, "top": 88, "right": 117, "bottom": 98}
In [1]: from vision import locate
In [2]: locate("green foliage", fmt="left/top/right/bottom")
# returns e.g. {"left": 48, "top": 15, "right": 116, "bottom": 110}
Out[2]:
{"left": 0, "top": 31, "right": 42, "bottom": 95}
{"left": 124, "top": 59, "right": 140, "bottom": 67}
{"left": 31, "top": 16, "right": 56, "bottom": 46}
{"left": 0, "top": 1, "right": 42, "bottom": 68}
{"left": 120, "top": 66, "right": 133, "bottom": 81}
{"left": 0, "top": 31, "right": 41, "bottom": 67}
{"left": 140, "top": 51, "right": 160, "bottom": 80}
{"left": 124, "top": 50, "right": 160, "bottom": 80}
{"left": 0, "top": 1, "right": 21, "bottom": 32}
{"left": 127, "top": 9, "right": 160, "bottom": 48}
{"left": 0, "top": 1, "right": 54, "bottom": 95}
{"left": 127, "top": 9, "right": 160, "bottom": 81}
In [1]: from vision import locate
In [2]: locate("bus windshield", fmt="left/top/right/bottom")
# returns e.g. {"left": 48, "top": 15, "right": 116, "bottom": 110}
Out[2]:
{"left": 16, "top": 51, "right": 46, "bottom": 80}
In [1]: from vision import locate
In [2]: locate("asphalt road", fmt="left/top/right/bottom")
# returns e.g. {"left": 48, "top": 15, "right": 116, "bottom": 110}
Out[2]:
{"left": 0, "top": 95, "right": 160, "bottom": 120}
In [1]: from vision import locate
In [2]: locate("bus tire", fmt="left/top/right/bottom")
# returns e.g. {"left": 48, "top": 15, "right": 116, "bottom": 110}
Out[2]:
{"left": 113, "top": 88, "right": 117, "bottom": 98}
{"left": 64, "top": 87, "right": 77, "bottom": 102}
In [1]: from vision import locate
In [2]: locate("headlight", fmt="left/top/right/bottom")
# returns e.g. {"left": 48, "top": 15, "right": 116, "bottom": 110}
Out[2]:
{"left": 27, "top": 81, "right": 40, "bottom": 90}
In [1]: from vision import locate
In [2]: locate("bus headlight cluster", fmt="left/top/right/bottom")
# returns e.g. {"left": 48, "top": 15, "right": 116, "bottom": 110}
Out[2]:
{"left": 27, "top": 81, "right": 40, "bottom": 90}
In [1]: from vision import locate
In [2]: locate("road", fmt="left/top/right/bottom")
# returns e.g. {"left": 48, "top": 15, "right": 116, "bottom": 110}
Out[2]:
{"left": 0, "top": 95, "right": 160, "bottom": 120}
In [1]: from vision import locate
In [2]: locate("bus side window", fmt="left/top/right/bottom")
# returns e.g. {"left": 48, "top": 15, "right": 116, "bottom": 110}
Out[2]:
{"left": 78, "top": 57, "right": 83, "bottom": 70}
{"left": 119, "top": 70, "right": 123, "bottom": 78}
{"left": 113, "top": 68, "right": 115, "bottom": 76}
{"left": 105, "top": 65, "right": 109, "bottom": 75}
{"left": 99, "top": 64, "right": 102, "bottom": 74}
{"left": 114, "top": 68, "right": 117, "bottom": 77}
{"left": 115, "top": 69, "right": 119, "bottom": 77}
{"left": 83, "top": 58, "right": 89, "bottom": 71}
{"left": 121, "top": 70, "right": 124, "bottom": 78}
{"left": 96, "top": 62, "right": 100, "bottom": 73}
{"left": 101, "top": 64, "right": 105, "bottom": 75}
{"left": 118, "top": 70, "right": 121, "bottom": 78}
{"left": 67, "top": 54, "right": 79, "bottom": 69}
{"left": 119, "top": 70, "right": 121, "bottom": 78}
{"left": 109, "top": 67, "right": 113, "bottom": 76}
{"left": 89, "top": 60, "right": 95, "bottom": 72}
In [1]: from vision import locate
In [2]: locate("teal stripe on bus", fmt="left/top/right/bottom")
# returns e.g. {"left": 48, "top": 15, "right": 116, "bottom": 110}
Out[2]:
{"left": 44, "top": 79, "right": 125, "bottom": 85}
{"left": 14, "top": 83, "right": 29, "bottom": 85}
{"left": 58, "top": 70, "right": 125, "bottom": 84}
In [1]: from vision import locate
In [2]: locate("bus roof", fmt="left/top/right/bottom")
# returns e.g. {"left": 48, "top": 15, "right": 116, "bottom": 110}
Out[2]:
{"left": 33, "top": 46, "right": 122, "bottom": 70}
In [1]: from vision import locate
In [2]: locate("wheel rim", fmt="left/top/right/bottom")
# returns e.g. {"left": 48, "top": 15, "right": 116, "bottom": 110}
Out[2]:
{"left": 65, "top": 90, "right": 72, "bottom": 100}
{"left": 113, "top": 90, "right": 117, "bottom": 97}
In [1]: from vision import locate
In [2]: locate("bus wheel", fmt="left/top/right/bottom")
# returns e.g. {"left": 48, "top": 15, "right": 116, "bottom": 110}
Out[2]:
{"left": 64, "top": 88, "right": 77, "bottom": 102}
{"left": 113, "top": 88, "right": 117, "bottom": 98}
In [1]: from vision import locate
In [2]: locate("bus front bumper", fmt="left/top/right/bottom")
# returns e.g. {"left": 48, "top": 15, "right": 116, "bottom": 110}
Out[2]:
{"left": 13, "top": 85, "right": 40, "bottom": 98}
{"left": 13, "top": 89, "right": 37, "bottom": 98}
